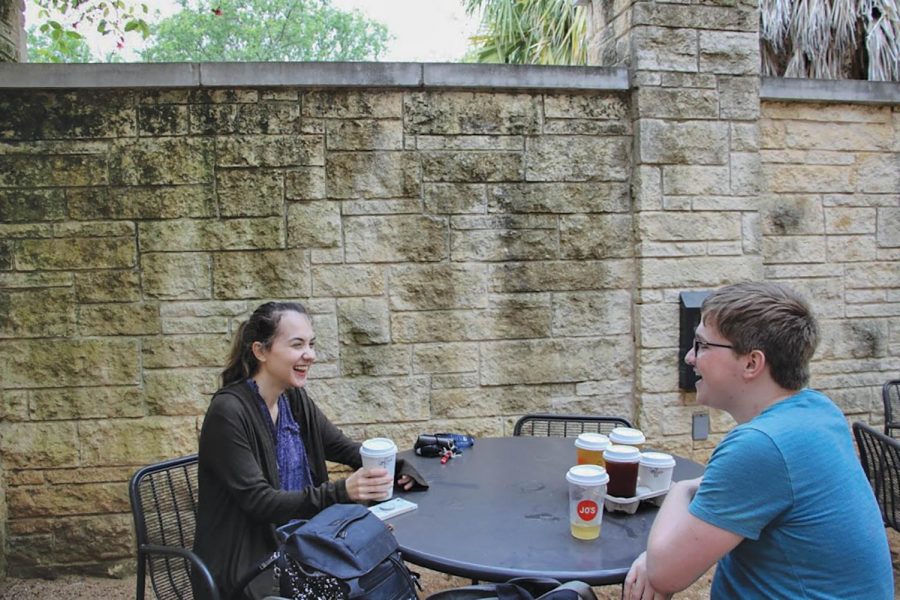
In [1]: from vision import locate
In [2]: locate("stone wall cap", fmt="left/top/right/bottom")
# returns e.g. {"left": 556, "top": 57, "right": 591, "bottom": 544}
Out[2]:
{"left": 0, "top": 62, "right": 200, "bottom": 88}
{"left": 761, "top": 76, "right": 900, "bottom": 105}
{"left": 423, "top": 63, "right": 629, "bottom": 91}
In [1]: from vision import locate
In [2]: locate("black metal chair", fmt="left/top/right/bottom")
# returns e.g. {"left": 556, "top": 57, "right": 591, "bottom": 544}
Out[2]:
{"left": 882, "top": 379, "right": 900, "bottom": 438}
{"left": 512, "top": 413, "right": 633, "bottom": 437}
{"left": 852, "top": 421, "right": 900, "bottom": 532}
{"left": 129, "top": 454, "right": 217, "bottom": 600}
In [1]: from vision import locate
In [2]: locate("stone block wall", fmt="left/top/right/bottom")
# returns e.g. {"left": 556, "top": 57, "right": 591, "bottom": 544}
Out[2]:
{"left": 0, "top": 0, "right": 24, "bottom": 63}
{"left": 0, "top": 79, "right": 635, "bottom": 576}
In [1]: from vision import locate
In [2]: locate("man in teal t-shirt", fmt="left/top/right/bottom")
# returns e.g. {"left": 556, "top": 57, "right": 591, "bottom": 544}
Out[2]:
{"left": 624, "top": 282, "right": 893, "bottom": 600}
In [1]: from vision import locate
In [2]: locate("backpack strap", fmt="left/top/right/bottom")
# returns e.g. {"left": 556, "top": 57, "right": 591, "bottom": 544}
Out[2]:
{"left": 535, "top": 580, "right": 597, "bottom": 600}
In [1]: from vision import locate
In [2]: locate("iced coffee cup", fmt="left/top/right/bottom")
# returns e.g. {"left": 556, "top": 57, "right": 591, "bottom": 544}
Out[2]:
{"left": 565, "top": 464, "right": 609, "bottom": 540}
{"left": 603, "top": 445, "right": 641, "bottom": 498}
{"left": 575, "top": 433, "right": 610, "bottom": 466}
{"left": 359, "top": 438, "right": 397, "bottom": 500}
{"left": 638, "top": 452, "right": 676, "bottom": 493}
{"left": 608, "top": 427, "right": 646, "bottom": 450}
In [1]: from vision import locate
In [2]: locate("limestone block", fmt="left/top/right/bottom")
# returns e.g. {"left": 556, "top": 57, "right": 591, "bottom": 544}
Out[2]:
{"left": 699, "top": 31, "right": 758, "bottom": 74}
{"left": 337, "top": 297, "right": 390, "bottom": 345}
{"left": 638, "top": 240, "right": 706, "bottom": 257}
{"left": 431, "top": 383, "right": 572, "bottom": 418}
{"left": 542, "top": 119, "right": 631, "bottom": 136}
{"left": 424, "top": 183, "right": 487, "bottom": 214}
{"left": 636, "top": 347, "right": 681, "bottom": 393}
{"left": 855, "top": 154, "right": 900, "bottom": 194}
{"left": 0, "top": 287, "right": 74, "bottom": 338}
{"left": 1, "top": 389, "right": 29, "bottom": 422}
{"left": 636, "top": 87, "right": 718, "bottom": 119}
{"left": 416, "top": 135, "right": 524, "bottom": 151}
{"left": 140, "top": 217, "right": 285, "bottom": 251}
{"left": 79, "top": 417, "right": 198, "bottom": 464}
{"left": 47, "top": 515, "right": 134, "bottom": 562}
{"left": 344, "top": 215, "right": 447, "bottom": 263}
{"left": 489, "top": 182, "right": 630, "bottom": 214}
{"left": 31, "top": 387, "right": 143, "bottom": 420}
{"left": 388, "top": 264, "right": 487, "bottom": 310}
{"left": 632, "top": 3, "right": 757, "bottom": 31}
{"left": 303, "top": 91, "right": 402, "bottom": 119}
{"left": 632, "top": 166, "right": 662, "bottom": 211}
{"left": 639, "top": 120, "right": 729, "bottom": 165}
{"left": 742, "top": 212, "right": 762, "bottom": 255}
{"left": 286, "top": 201, "right": 341, "bottom": 248}
{"left": 8, "top": 485, "right": 130, "bottom": 524}
{"left": 638, "top": 302, "right": 679, "bottom": 348}
{"left": 826, "top": 387, "right": 880, "bottom": 415}
{"left": 877, "top": 207, "right": 900, "bottom": 247}
{"left": 339, "top": 344, "right": 411, "bottom": 377}
{"left": 213, "top": 249, "right": 310, "bottom": 299}
{"left": 161, "top": 300, "right": 249, "bottom": 318}
{"left": 845, "top": 263, "right": 900, "bottom": 289}
{"left": 190, "top": 102, "right": 300, "bottom": 135}
{"left": 0, "top": 239, "right": 11, "bottom": 269}
{"left": 109, "top": 138, "right": 214, "bottom": 186}
{"left": 17, "top": 237, "right": 135, "bottom": 271}
{"left": 761, "top": 102, "right": 890, "bottom": 124}
{"left": 452, "top": 228, "right": 558, "bottom": 261}
{"left": 138, "top": 104, "right": 189, "bottom": 136}
{"left": 488, "top": 260, "right": 635, "bottom": 292}
{"left": 525, "top": 136, "right": 630, "bottom": 182}
{"left": 341, "top": 198, "right": 421, "bottom": 216}
{"left": 312, "top": 264, "right": 385, "bottom": 297}
{"left": 142, "top": 252, "right": 211, "bottom": 299}
{"left": 0, "top": 190, "right": 66, "bottom": 222}
{"left": 659, "top": 72, "right": 718, "bottom": 88}
{"left": 327, "top": 151, "right": 419, "bottom": 198}
{"left": 481, "top": 337, "right": 632, "bottom": 385}
{"left": 308, "top": 310, "right": 339, "bottom": 364}
{"left": 559, "top": 214, "right": 634, "bottom": 259}
{"left": 729, "top": 152, "right": 760, "bottom": 195}
{"left": 762, "top": 235, "right": 826, "bottom": 264}
{"left": 783, "top": 121, "right": 892, "bottom": 152}
{"left": 641, "top": 255, "right": 762, "bottom": 287}
{"left": 0, "top": 422, "right": 78, "bottom": 468}
{"left": 306, "top": 376, "right": 429, "bottom": 424}
{"left": 730, "top": 122, "right": 759, "bottom": 152}
{"left": 0, "top": 90, "right": 136, "bottom": 140}
{"left": 391, "top": 307, "right": 552, "bottom": 343}
{"left": 552, "top": 289, "right": 632, "bottom": 336}
{"left": 633, "top": 27, "right": 697, "bottom": 72}
{"left": 662, "top": 165, "right": 729, "bottom": 195}
{"left": 826, "top": 235, "right": 876, "bottom": 262}
{"left": 422, "top": 151, "right": 524, "bottom": 183}
{"left": 326, "top": 119, "right": 403, "bottom": 150}
{"left": 143, "top": 334, "right": 231, "bottom": 369}
{"left": 0, "top": 272, "right": 73, "bottom": 289}
{"left": 404, "top": 92, "right": 541, "bottom": 135}
{"left": 143, "top": 368, "right": 220, "bottom": 416}
{"left": 76, "top": 302, "right": 161, "bottom": 336}
{"left": 431, "top": 373, "right": 481, "bottom": 389}
{"left": 758, "top": 195, "right": 824, "bottom": 234}
{"left": 216, "top": 134, "right": 323, "bottom": 167}
{"left": 56, "top": 221, "right": 134, "bottom": 237}
{"left": 412, "top": 342, "right": 479, "bottom": 374}
{"left": 544, "top": 94, "right": 629, "bottom": 120}
{"left": 824, "top": 207, "right": 876, "bottom": 235}
{"left": 216, "top": 169, "right": 283, "bottom": 217}
{"left": 285, "top": 167, "right": 327, "bottom": 200}
{"left": 718, "top": 76, "right": 759, "bottom": 120}
{"left": 817, "top": 318, "right": 889, "bottom": 360}
{"left": 0, "top": 153, "right": 107, "bottom": 188}
{"left": 68, "top": 186, "right": 216, "bottom": 220}
{"left": 763, "top": 164, "right": 853, "bottom": 193}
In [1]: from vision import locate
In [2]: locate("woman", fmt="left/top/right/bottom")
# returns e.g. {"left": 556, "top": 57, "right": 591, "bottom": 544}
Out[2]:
{"left": 193, "top": 301, "right": 421, "bottom": 599}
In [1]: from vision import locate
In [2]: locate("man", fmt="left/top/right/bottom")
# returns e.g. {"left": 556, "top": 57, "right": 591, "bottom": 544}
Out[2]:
{"left": 625, "top": 282, "right": 893, "bottom": 599}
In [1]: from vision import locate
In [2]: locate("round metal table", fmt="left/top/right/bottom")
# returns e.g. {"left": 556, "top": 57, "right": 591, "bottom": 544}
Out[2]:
{"left": 390, "top": 437, "right": 704, "bottom": 585}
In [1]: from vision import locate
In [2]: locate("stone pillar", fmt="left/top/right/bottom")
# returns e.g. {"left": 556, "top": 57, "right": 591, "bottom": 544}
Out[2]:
{"left": 0, "top": 0, "right": 26, "bottom": 62}
{"left": 588, "top": 0, "right": 763, "bottom": 456}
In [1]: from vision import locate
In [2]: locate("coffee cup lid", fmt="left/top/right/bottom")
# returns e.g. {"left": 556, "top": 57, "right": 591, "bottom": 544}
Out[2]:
{"left": 603, "top": 444, "right": 641, "bottom": 461}
{"left": 360, "top": 438, "right": 397, "bottom": 457}
{"left": 566, "top": 464, "right": 609, "bottom": 486}
{"left": 575, "top": 432, "right": 610, "bottom": 451}
{"left": 640, "top": 451, "right": 676, "bottom": 468}
{"left": 609, "top": 427, "right": 646, "bottom": 445}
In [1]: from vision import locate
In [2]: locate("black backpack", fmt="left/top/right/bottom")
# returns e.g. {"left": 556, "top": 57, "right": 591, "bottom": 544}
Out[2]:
{"left": 272, "top": 503, "right": 420, "bottom": 600}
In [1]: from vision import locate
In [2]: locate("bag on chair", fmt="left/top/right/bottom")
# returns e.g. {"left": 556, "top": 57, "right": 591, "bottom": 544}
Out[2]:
{"left": 425, "top": 577, "right": 597, "bottom": 600}
{"left": 273, "top": 503, "right": 420, "bottom": 600}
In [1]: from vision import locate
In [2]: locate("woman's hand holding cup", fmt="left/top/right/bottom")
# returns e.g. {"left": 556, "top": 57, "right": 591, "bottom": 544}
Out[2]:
{"left": 346, "top": 467, "right": 394, "bottom": 502}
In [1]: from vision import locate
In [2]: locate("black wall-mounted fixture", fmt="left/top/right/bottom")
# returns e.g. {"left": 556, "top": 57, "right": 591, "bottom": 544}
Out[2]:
{"left": 679, "top": 290, "right": 711, "bottom": 391}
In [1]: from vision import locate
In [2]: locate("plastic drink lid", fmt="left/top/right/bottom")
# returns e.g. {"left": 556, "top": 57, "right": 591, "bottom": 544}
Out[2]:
{"left": 603, "top": 444, "right": 642, "bottom": 462}
{"left": 640, "top": 451, "right": 676, "bottom": 467}
{"left": 609, "top": 427, "right": 646, "bottom": 445}
{"left": 566, "top": 464, "right": 610, "bottom": 486}
{"left": 575, "top": 433, "right": 610, "bottom": 451}
{"left": 360, "top": 438, "right": 397, "bottom": 456}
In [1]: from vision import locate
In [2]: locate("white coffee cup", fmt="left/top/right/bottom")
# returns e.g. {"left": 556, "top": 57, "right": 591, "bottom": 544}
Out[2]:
{"left": 638, "top": 451, "right": 676, "bottom": 493}
{"left": 608, "top": 427, "right": 646, "bottom": 449}
{"left": 359, "top": 438, "right": 398, "bottom": 500}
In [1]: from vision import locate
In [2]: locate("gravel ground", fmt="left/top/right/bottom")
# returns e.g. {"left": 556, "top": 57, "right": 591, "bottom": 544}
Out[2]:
{"left": 1, "top": 529, "right": 896, "bottom": 599}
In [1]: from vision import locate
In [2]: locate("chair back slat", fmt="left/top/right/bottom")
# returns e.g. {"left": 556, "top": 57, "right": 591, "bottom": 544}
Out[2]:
{"left": 513, "top": 413, "right": 633, "bottom": 437}
{"left": 853, "top": 422, "right": 900, "bottom": 532}
{"left": 884, "top": 380, "right": 900, "bottom": 438}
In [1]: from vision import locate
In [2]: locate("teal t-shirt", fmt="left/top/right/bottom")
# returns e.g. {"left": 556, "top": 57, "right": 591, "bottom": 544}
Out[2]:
{"left": 689, "top": 389, "right": 893, "bottom": 599}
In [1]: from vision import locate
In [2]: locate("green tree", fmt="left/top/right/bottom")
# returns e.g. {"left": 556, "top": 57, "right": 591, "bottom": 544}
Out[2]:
{"left": 464, "top": 0, "right": 587, "bottom": 65}
{"left": 27, "top": 23, "right": 93, "bottom": 62}
{"left": 140, "top": 0, "right": 390, "bottom": 62}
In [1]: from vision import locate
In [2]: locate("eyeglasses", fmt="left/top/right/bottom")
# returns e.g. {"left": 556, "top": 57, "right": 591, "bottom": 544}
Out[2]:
{"left": 693, "top": 338, "right": 734, "bottom": 355}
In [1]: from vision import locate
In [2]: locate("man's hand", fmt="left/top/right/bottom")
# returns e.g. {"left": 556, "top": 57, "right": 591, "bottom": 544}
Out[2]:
{"left": 396, "top": 474, "right": 415, "bottom": 490}
{"left": 624, "top": 552, "right": 672, "bottom": 600}
{"left": 346, "top": 467, "right": 394, "bottom": 501}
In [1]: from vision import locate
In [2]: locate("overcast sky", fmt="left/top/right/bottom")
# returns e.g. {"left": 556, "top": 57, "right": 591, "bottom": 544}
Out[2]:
{"left": 25, "top": 0, "right": 481, "bottom": 62}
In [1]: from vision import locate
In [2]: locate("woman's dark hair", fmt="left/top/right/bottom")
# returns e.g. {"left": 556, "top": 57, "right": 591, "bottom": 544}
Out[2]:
{"left": 221, "top": 301, "right": 310, "bottom": 387}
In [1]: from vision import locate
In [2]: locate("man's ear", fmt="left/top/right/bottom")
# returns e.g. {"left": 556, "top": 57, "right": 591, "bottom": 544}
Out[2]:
{"left": 251, "top": 341, "right": 267, "bottom": 363}
{"left": 743, "top": 349, "right": 766, "bottom": 379}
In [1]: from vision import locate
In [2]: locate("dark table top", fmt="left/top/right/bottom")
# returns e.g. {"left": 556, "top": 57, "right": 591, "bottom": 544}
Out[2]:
{"left": 390, "top": 437, "right": 705, "bottom": 585}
